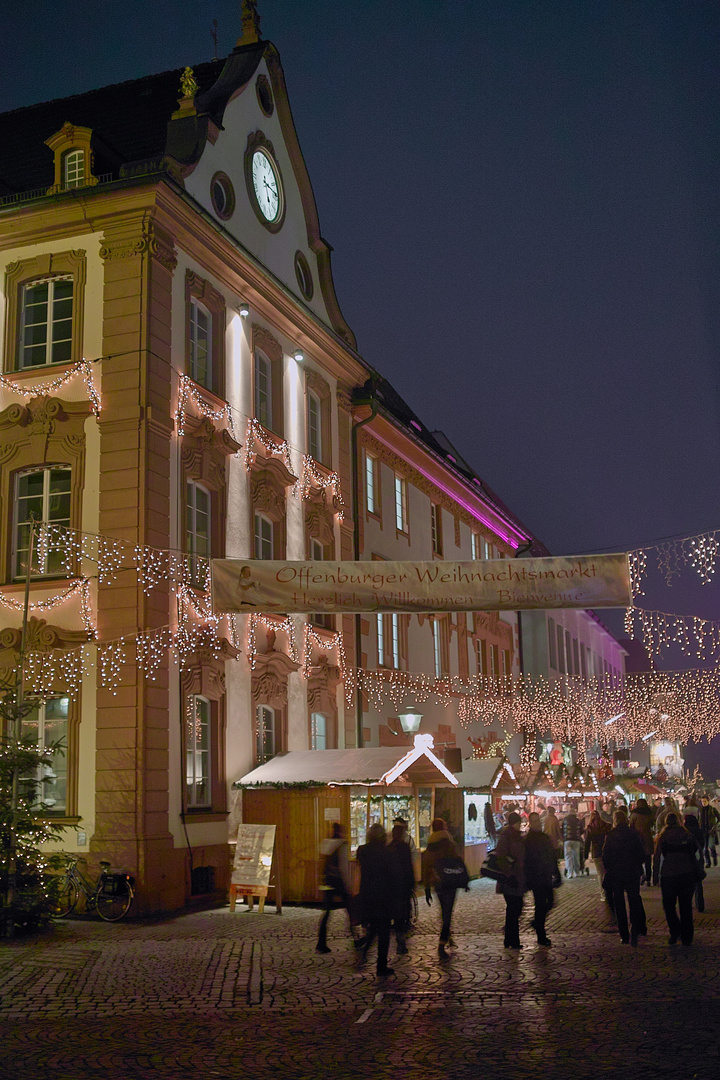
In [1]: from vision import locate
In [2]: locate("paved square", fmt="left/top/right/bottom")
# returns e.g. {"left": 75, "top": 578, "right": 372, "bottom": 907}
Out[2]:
{"left": 1, "top": 870, "right": 718, "bottom": 1079}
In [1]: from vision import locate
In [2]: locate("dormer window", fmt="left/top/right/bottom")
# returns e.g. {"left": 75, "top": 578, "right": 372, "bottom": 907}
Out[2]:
{"left": 62, "top": 149, "right": 85, "bottom": 189}
{"left": 45, "top": 122, "right": 96, "bottom": 194}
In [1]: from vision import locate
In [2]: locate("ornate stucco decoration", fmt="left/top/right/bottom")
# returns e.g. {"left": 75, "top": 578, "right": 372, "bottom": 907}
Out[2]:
{"left": 251, "top": 648, "right": 299, "bottom": 708}
{"left": 181, "top": 415, "right": 241, "bottom": 490}
{"left": 99, "top": 219, "right": 177, "bottom": 272}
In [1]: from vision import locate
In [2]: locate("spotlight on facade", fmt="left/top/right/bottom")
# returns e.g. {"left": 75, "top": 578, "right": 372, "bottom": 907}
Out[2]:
{"left": 397, "top": 710, "right": 423, "bottom": 734}
{"left": 292, "top": 349, "right": 304, "bottom": 362}
{"left": 238, "top": 300, "right": 250, "bottom": 318}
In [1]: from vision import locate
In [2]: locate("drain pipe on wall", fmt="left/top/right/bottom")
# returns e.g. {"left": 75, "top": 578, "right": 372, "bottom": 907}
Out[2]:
{"left": 350, "top": 385, "right": 379, "bottom": 748}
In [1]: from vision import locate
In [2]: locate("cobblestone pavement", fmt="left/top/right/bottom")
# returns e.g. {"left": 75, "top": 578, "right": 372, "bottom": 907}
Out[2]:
{"left": 2, "top": 869, "right": 720, "bottom": 1079}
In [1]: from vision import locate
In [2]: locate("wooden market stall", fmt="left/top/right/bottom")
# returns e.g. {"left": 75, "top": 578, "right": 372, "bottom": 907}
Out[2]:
{"left": 234, "top": 734, "right": 458, "bottom": 903}
{"left": 446, "top": 757, "right": 506, "bottom": 876}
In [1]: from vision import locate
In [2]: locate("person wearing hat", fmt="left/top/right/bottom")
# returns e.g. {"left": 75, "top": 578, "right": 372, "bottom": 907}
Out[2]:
{"left": 494, "top": 811, "right": 526, "bottom": 949}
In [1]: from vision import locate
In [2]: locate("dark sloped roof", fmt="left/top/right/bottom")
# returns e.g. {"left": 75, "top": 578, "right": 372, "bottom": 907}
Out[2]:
{"left": 0, "top": 43, "right": 266, "bottom": 197}
{"left": 353, "top": 374, "right": 548, "bottom": 553}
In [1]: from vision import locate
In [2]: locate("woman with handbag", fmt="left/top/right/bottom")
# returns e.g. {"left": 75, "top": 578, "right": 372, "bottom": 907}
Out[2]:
{"left": 422, "top": 817, "right": 468, "bottom": 958}
{"left": 652, "top": 812, "right": 701, "bottom": 946}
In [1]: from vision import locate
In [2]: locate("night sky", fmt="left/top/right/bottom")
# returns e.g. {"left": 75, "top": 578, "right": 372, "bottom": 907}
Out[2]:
{"left": 3, "top": 1, "right": 720, "bottom": 766}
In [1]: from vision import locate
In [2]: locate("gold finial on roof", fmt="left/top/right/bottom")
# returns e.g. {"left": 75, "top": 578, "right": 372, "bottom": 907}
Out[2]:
{"left": 237, "top": 0, "right": 261, "bottom": 46}
{"left": 180, "top": 66, "right": 199, "bottom": 99}
{"left": 172, "top": 66, "right": 198, "bottom": 120}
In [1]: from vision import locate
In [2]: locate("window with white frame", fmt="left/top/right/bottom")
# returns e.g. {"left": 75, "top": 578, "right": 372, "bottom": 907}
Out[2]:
{"left": 310, "top": 537, "right": 333, "bottom": 629}
{"left": 186, "top": 694, "right": 211, "bottom": 808}
{"left": 13, "top": 466, "right": 71, "bottom": 579}
{"left": 19, "top": 277, "right": 73, "bottom": 369}
{"left": 557, "top": 625, "right": 566, "bottom": 674}
{"left": 365, "top": 454, "right": 379, "bottom": 516}
{"left": 307, "top": 390, "right": 322, "bottom": 461}
{"left": 186, "top": 481, "right": 211, "bottom": 587}
{"left": 431, "top": 617, "right": 446, "bottom": 673}
{"left": 565, "top": 630, "right": 573, "bottom": 676}
{"left": 254, "top": 512, "right": 274, "bottom": 560}
{"left": 491, "top": 643, "right": 499, "bottom": 681}
{"left": 189, "top": 298, "right": 212, "bottom": 388}
{"left": 394, "top": 474, "right": 408, "bottom": 533}
{"left": 62, "top": 149, "right": 85, "bottom": 189}
{"left": 254, "top": 350, "right": 272, "bottom": 429}
{"left": 476, "top": 637, "right": 488, "bottom": 677}
{"left": 431, "top": 503, "right": 442, "bottom": 557}
{"left": 311, "top": 712, "right": 327, "bottom": 751}
{"left": 548, "top": 617, "right": 557, "bottom": 669}
{"left": 256, "top": 704, "right": 275, "bottom": 764}
{"left": 471, "top": 532, "right": 479, "bottom": 560}
{"left": 391, "top": 613, "right": 400, "bottom": 669}
{"left": 376, "top": 613, "right": 385, "bottom": 667}
{"left": 20, "top": 695, "right": 69, "bottom": 812}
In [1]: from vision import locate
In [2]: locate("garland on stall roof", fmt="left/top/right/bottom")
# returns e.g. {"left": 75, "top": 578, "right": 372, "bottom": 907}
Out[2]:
{"left": 0, "top": 358, "right": 101, "bottom": 416}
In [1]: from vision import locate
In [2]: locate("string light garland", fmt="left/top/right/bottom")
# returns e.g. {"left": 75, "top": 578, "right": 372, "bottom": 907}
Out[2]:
{"left": 298, "top": 455, "right": 345, "bottom": 519}
{"left": 301, "top": 624, "right": 350, "bottom": 686}
{"left": 625, "top": 605, "right": 720, "bottom": 662}
{"left": 247, "top": 613, "right": 299, "bottom": 669}
{"left": 0, "top": 577, "right": 94, "bottom": 637}
{"left": 175, "top": 373, "right": 239, "bottom": 440}
{"left": 0, "top": 357, "right": 101, "bottom": 416}
{"left": 244, "top": 418, "right": 294, "bottom": 475}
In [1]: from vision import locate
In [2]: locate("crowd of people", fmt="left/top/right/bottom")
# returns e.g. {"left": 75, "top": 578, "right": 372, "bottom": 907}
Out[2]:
{"left": 314, "top": 792, "right": 719, "bottom": 976}
{"left": 493, "top": 792, "right": 719, "bottom": 949}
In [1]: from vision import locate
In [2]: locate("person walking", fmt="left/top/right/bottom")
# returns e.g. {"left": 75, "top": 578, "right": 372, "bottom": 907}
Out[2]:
{"left": 601, "top": 809, "right": 647, "bottom": 946}
{"left": 388, "top": 823, "right": 416, "bottom": 955}
{"left": 653, "top": 812, "right": 701, "bottom": 946}
{"left": 629, "top": 798, "right": 654, "bottom": 885}
{"left": 698, "top": 795, "right": 719, "bottom": 868}
{"left": 656, "top": 796, "right": 680, "bottom": 833}
{"left": 316, "top": 823, "right": 353, "bottom": 954}
{"left": 561, "top": 807, "right": 583, "bottom": 878}
{"left": 494, "top": 811, "right": 526, "bottom": 950}
{"left": 543, "top": 805, "right": 562, "bottom": 856}
{"left": 356, "top": 823, "right": 398, "bottom": 976}
{"left": 422, "top": 817, "right": 467, "bottom": 958}
{"left": 683, "top": 814, "right": 706, "bottom": 913}
{"left": 584, "top": 810, "right": 612, "bottom": 898}
{"left": 524, "top": 811, "right": 561, "bottom": 946}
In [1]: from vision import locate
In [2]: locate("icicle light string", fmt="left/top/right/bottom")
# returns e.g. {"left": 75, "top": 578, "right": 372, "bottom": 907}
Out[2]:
{"left": 630, "top": 526, "right": 720, "bottom": 593}
{"left": 175, "top": 373, "right": 240, "bottom": 440}
{"left": 624, "top": 605, "right": 720, "bottom": 662}
{"left": 0, "top": 357, "right": 102, "bottom": 416}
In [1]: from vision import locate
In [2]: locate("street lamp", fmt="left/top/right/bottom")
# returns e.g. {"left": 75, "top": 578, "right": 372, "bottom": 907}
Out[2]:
{"left": 397, "top": 710, "right": 423, "bottom": 735}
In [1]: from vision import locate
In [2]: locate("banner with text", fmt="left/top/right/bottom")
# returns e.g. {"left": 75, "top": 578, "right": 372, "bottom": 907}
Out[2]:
{"left": 211, "top": 553, "right": 631, "bottom": 614}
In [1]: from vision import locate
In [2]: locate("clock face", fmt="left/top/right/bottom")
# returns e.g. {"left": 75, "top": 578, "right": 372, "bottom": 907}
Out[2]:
{"left": 252, "top": 150, "right": 281, "bottom": 222}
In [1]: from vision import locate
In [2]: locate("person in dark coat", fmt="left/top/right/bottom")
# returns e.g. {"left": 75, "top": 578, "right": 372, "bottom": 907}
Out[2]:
{"left": 388, "top": 823, "right": 415, "bottom": 955}
{"left": 601, "top": 810, "right": 647, "bottom": 945}
{"left": 653, "top": 813, "right": 701, "bottom": 945}
{"left": 494, "top": 811, "right": 526, "bottom": 950}
{"left": 684, "top": 814, "right": 705, "bottom": 913}
{"left": 629, "top": 798, "right": 654, "bottom": 885}
{"left": 357, "top": 823, "right": 398, "bottom": 976}
{"left": 524, "top": 811, "right": 561, "bottom": 946}
{"left": 585, "top": 810, "right": 612, "bottom": 899}
{"left": 422, "top": 817, "right": 465, "bottom": 958}
{"left": 698, "top": 796, "right": 719, "bottom": 867}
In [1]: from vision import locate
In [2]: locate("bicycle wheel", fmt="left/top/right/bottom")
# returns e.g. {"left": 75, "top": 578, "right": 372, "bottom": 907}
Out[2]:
{"left": 52, "top": 877, "right": 79, "bottom": 918}
{"left": 94, "top": 878, "right": 133, "bottom": 922}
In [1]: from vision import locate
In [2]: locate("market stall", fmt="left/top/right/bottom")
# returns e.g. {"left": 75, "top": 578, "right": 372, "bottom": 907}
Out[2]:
{"left": 234, "top": 734, "right": 458, "bottom": 902}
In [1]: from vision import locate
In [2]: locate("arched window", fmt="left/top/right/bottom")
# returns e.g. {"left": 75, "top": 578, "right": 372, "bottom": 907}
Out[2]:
{"left": 62, "top": 149, "right": 85, "bottom": 189}
{"left": 254, "top": 512, "right": 274, "bottom": 560}
{"left": 186, "top": 480, "right": 211, "bottom": 588}
{"left": 254, "top": 350, "right": 273, "bottom": 430}
{"left": 189, "top": 298, "right": 212, "bottom": 388}
{"left": 13, "top": 465, "right": 71, "bottom": 578}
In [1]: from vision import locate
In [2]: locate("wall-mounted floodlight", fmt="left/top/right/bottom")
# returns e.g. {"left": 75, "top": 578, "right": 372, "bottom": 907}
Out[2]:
{"left": 292, "top": 349, "right": 304, "bottom": 362}
{"left": 238, "top": 301, "right": 250, "bottom": 318}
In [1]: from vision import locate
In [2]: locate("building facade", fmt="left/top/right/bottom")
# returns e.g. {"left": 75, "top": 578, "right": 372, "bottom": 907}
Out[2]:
{"left": 0, "top": 9, "right": 625, "bottom": 912}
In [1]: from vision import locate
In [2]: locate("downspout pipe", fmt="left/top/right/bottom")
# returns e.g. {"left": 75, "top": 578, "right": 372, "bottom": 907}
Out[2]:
{"left": 350, "top": 387, "right": 379, "bottom": 748}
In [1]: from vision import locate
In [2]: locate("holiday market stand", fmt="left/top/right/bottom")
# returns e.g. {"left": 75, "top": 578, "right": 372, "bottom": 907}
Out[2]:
{"left": 234, "top": 734, "right": 458, "bottom": 903}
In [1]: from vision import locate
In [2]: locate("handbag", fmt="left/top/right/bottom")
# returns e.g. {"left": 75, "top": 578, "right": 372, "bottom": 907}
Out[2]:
{"left": 480, "top": 851, "right": 514, "bottom": 882}
{"left": 434, "top": 855, "right": 470, "bottom": 890}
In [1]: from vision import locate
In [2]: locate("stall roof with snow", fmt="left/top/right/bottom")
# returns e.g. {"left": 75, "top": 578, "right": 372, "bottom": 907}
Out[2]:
{"left": 236, "top": 733, "right": 459, "bottom": 788}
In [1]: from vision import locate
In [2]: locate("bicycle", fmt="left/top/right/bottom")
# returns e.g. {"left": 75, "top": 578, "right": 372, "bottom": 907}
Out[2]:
{"left": 52, "top": 853, "right": 135, "bottom": 922}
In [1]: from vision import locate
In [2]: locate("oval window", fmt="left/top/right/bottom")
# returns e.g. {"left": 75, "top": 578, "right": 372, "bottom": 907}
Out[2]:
{"left": 211, "top": 172, "right": 235, "bottom": 220}
{"left": 256, "top": 74, "right": 274, "bottom": 117}
{"left": 294, "top": 250, "right": 314, "bottom": 301}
